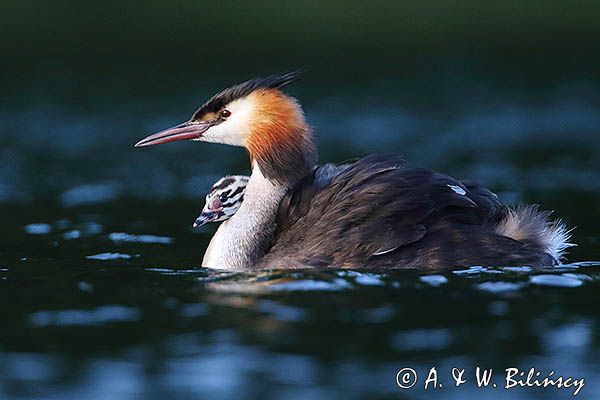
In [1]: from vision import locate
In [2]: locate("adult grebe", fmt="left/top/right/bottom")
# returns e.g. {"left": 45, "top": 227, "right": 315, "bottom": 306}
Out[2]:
{"left": 135, "top": 72, "right": 573, "bottom": 270}
{"left": 193, "top": 175, "right": 248, "bottom": 227}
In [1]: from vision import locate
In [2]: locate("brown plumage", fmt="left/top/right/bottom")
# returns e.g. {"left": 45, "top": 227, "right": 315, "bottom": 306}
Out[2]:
{"left": 246, "top": 90, "right": 316, "bottom": 184}
{"left": 260, "top": 154, "right": 563, "bottom": 269}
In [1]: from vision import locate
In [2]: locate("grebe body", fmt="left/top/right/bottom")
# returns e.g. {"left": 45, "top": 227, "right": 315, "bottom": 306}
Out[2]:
{"left": 135, "top": 72, "right": 572, "bottom": 270}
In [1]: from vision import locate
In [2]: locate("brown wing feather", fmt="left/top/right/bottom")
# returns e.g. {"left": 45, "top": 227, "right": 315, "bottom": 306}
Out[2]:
{"left": 262, "top": 154, "right": 495, "bottom": 267}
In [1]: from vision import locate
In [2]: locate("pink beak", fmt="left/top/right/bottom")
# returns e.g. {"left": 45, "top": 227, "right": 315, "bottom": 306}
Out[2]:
{"left": 134, "top": 121, "right": 211, "bottom": 147}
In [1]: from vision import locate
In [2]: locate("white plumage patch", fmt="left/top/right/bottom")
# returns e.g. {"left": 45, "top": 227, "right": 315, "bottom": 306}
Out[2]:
{"left": 495, "top": 205, "right": 575, "bottom": 262}
{"left": 196, "top": 97, "right": 257, "bottom": 147}
{"left": 372, "top": 246, "right": 399, "bottom": 256}
{"left": 448, "top": 184, "right": 466, "bottom": 195}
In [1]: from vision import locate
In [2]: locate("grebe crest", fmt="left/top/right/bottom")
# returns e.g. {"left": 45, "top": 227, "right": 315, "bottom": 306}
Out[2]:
{"left": 193, "top": 175, "right": 248, "bottom": 227}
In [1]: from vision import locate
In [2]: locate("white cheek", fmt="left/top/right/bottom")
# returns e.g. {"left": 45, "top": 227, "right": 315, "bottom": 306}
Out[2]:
{"left": 200, "top": 122, "right": 245, "bottom": 146}
{"left": 197, "top": 97, "right": 255, "bottom": 147}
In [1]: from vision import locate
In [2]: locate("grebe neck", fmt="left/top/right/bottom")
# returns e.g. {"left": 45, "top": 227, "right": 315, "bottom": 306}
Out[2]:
{"left": 202, "top": 162, "right": 288, "bottom": 270}
{"left": 202, "top": 92, "right": 316, "bottom": 269}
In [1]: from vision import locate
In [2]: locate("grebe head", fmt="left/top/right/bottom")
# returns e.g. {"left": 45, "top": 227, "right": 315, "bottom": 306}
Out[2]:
{"left": 193, "top": 175, "right": 248, "bottom": 227}
{"left": 135, "top": 71, "right": 316, "bottom": 184}
{"left": 135, "top": 71, "right": 302, "bottom": 148}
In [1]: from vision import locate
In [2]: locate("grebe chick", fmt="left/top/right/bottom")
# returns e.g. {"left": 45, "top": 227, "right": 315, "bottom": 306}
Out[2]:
{"left": 193, "top": 175, "right": 248, "bottom": 227}
{"left": 136, "top": 72, "right": 573, "bottom": 270}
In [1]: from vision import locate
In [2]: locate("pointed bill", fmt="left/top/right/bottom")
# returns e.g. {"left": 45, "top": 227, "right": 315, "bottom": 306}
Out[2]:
{"left": 134, "top": 121, "right": 211, "bottom": 147}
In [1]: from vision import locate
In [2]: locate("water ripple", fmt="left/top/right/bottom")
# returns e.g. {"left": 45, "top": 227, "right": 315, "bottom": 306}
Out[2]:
{"left": 29, "top": 305, "right": 141, "bottom": 327}
{"left": 86, "top": 253, "right": 134, "bottom": 261}
{"left": 109, "top": 232, "right": 173, "bottom": 244}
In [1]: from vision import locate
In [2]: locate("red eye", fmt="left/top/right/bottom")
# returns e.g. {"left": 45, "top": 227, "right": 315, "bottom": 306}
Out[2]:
{"left": 220, "top": 109, "right": 231, "bottom": 119}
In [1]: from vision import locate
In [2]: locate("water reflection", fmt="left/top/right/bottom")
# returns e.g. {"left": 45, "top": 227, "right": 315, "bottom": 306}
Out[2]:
{"left": 1, "top": 259, "right": 599, "bottom": 399}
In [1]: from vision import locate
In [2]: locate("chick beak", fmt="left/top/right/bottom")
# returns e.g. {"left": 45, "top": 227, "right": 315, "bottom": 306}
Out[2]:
{"left": 134, "top": 121, "right": 210, "bottom": 147}
{"left": 192, "top": 210, "right": 219, "bottom": 228}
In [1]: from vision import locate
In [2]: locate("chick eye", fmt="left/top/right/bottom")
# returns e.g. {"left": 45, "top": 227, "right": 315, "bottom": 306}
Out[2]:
{"left": 219, "top": 193, "right": 228, "bottom": 202}
{"left": 208, "top": 198, "right": 221, "bottom": 210}
{"left": 220, "top": 109, "right": 231, "bottom": 119}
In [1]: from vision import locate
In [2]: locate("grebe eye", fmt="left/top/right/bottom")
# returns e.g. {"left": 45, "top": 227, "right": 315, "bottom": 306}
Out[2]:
{"left": 220, "top": 109, "right": 231, "bottom": 119}
{"left": 219, "top": 193, "right": 228, "bottom": 202}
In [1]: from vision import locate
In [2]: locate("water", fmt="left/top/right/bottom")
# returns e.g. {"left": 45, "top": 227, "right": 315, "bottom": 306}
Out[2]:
{"left": 2, "top": 55, "right": 600, "bottom": 399}
{"left": 2, "top": 255, "right": 599, "bottom": 399}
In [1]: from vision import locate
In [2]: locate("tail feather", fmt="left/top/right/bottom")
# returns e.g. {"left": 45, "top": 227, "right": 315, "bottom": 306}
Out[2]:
{"left": 495, "top": 205, "right": 575, "bottom": 263}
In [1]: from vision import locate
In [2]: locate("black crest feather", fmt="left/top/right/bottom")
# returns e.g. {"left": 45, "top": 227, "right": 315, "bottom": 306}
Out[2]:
{"left": 192, "top": 71, "right": 301, "bottom": 120}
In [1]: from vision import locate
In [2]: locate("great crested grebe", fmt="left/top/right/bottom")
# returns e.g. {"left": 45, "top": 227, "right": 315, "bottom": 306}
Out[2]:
{"left": 135, "top": 72, "right": 573, "bottom": 270}
{"left": 193, "top": 175, "right": 248, "bottom": 227}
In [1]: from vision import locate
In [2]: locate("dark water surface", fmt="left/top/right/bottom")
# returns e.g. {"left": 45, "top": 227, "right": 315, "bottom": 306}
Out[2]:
{"left": 1, "top": 67, "right": 600, "bottom": 399}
